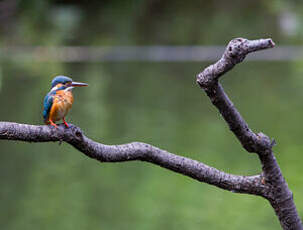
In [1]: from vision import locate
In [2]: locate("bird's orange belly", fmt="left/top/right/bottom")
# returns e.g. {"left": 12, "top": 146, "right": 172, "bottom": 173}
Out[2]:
{"left": 49, "top": 93, "right": 73, "bottom": 122}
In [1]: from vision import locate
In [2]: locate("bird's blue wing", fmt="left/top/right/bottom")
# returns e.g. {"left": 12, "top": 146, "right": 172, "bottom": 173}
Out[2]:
{"left": 43, "top": 93, "right": 54, "bottom": 121}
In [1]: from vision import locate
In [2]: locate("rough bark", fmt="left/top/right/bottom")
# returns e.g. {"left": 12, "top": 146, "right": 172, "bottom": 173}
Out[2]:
{"left": 0, "top": 122, "right": 266, "bottom": 195}
{"left": 197, "top": 38, "right": 302, "bottom": 230}
{"left": 0, "top": 37, "right": 301, "bottom": 229}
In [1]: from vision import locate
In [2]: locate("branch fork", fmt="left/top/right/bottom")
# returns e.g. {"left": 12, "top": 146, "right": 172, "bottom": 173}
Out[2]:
{"left": 0, "top": 37, "right": 301, "bottom": 230}
{"left": 196, "top": 37, "right": 301, "bottom": 230}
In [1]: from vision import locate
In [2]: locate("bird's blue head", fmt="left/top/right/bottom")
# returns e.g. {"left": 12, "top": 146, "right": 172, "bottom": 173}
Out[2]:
{"left": 50, "top": 75, "right": 88, "bottom": 90}
{"left": 51, "top": 76, "right": 73, "bottom": 88}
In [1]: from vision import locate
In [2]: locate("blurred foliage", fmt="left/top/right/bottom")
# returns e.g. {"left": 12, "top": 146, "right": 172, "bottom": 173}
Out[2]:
{"left": 0, "top": 1, "right": 303, "bottom": 230}
{"left": 1, "top": 0, "right": 303, "bottom": 45}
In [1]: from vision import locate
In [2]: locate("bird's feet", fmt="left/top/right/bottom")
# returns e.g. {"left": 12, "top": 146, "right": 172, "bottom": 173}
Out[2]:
{"left": 49, "top": 120, "right": 58, "bottom": 128}
{"left": 63, "top": 117, "right": 69, "bottom": 128}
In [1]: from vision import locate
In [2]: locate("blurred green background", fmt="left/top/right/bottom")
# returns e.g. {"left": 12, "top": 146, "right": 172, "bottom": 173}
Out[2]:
{"left": 0, "top": 0, "right": 303, "bottom": 229}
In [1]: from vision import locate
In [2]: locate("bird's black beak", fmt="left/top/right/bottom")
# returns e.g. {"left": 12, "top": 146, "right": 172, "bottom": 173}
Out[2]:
{"left": 71, "top": 81, "right": 88, "bottom": 87}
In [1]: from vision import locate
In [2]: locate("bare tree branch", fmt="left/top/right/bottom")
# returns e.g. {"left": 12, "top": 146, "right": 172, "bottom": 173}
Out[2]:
{"left": 197, "top": 38, "right": 302, "bottom": 230}
{"left": 197, "top": 38, "right": 274, "bottom": 154}
{"left": 0, "top": 37, "right": 302, "bottom": 229}
{"left": 0, "top": 121, "right": 265, "bottom": 195}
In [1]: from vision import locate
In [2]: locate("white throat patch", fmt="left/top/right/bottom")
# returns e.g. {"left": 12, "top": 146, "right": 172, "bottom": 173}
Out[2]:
{"left": 50, "top": 86, "right": 74, "bottom": 92}
{"left": 50, "top": 86, "right": 58, "bottom": 92}
{"left": 64, "top": 86, "right": 74, "bottom": 91}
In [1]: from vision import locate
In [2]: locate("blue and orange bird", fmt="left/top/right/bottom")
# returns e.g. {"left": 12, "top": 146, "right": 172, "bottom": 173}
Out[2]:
{"left": 43, "top": 75, "right": 88, "bottom": 128}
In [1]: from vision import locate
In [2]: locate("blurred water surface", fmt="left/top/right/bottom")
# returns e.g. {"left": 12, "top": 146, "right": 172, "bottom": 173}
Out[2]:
{"left": 0, "top": 60, "right": 302, "bottom": 230}
{"left": 1, "top": 0, "right": 303, "bottom": 228}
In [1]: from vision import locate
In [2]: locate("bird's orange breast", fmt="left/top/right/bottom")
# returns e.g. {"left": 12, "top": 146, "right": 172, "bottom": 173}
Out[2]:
{"left": 49, "top": 90, "right": 74, "bottom": 122}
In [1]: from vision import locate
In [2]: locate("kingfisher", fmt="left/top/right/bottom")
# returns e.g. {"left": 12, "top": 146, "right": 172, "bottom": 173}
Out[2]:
{"left": 43, "top": 75, "right": 88, "bottom": 128}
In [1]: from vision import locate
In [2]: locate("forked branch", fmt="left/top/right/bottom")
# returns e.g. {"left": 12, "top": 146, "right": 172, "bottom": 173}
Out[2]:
{"left": 0, "top": 38, "right": 302, "bottom": 230}
{"left": 197, "top": 38, "right": 302, "bottom": 230}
